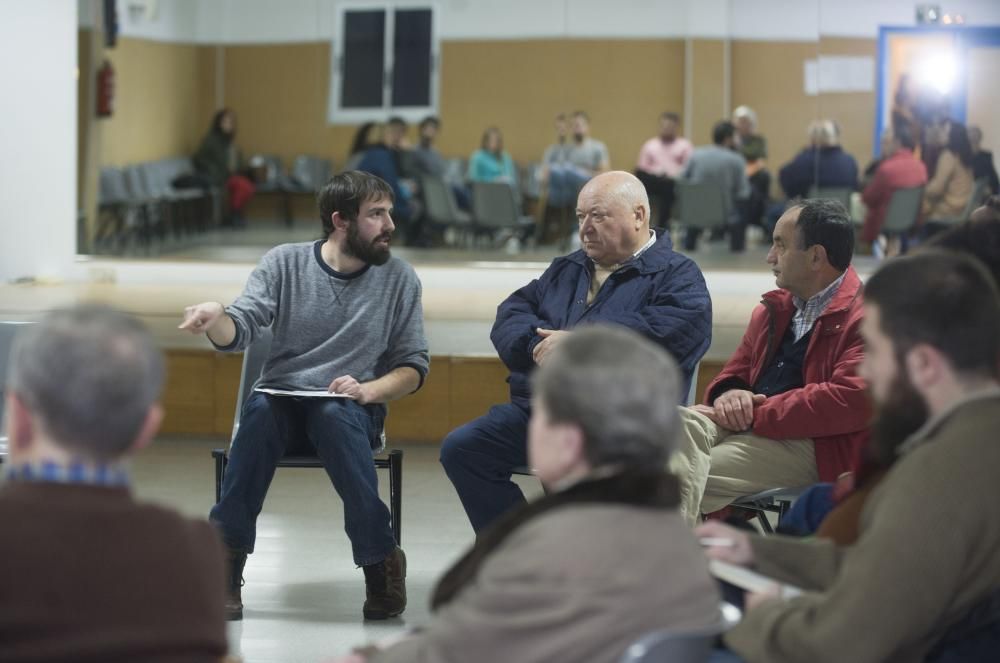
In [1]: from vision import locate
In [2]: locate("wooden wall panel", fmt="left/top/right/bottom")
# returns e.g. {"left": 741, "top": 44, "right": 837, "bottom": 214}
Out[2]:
{"left": 690, "top": 39, "right": 727, "bottom": 146}
{"left": 220, "top": 42, "right": 357, "bottom": 170}
{"left": 161, "top": 351, "right": 218, "bottom": 434}
{"left": 159, "top": 349, "right": 727, "bottom": 442}
{"left": 99, "top": 37, "right": 215, "bottom": 166}
{"left": 385, "top": 358, "right": 452, "bottom": 442}
{"left": 731, "top": 40, "right": 822, "bottom": 198}
{"left": 818, "top": 37, "right": 878, "bottom": 166}
{"left": 447, "top": 357, "right": 511, "bottom": 429}
{"left": 438, "top": 39, "right": 685, "bottom": 170}
{"left": 212, "top": 353, "right": 243, "bottom": 435}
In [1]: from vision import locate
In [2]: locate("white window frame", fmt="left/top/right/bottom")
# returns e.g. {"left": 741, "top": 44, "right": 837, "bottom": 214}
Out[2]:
{"left": 327, "top": 3, "right": 439, "bottom": 125}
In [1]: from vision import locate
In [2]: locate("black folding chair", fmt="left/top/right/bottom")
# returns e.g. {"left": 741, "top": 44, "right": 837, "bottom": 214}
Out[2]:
{"left": 211, "top": 327, "right": 403, "bottom": 544}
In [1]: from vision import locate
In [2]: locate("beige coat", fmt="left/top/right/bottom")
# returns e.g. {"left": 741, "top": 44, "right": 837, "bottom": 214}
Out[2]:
{"left": 726, "top": 392, "right": 1000, "bottom": 663}
{"left": 372, "top": 505, "right": 721, "bottom": 663}
{"left": 922, "top": 149, "right": 974, "bottom": 220}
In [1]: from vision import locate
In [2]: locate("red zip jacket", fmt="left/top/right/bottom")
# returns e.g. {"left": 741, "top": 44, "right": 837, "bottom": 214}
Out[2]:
{"left": 703, "top": 267, "right": 869, "bottom": 482}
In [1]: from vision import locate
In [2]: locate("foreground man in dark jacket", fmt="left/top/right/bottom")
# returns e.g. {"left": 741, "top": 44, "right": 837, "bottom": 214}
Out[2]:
{"left": 441, "top": 170, "right": 713, "bottom": 532}
{"left": 0, "top": 306, "right": 227, "bottom": 662}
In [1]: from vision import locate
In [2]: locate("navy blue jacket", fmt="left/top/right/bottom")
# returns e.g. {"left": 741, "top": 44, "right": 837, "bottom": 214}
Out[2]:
{"left": 491, "top": 232, "right": 712, "bottom": 404}
{"left": 779, "top": 146, "right": 859, "bottom": 200}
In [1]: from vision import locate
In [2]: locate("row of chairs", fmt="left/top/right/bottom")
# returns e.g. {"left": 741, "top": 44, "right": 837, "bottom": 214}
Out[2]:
{"left": 422, "top": 176, "right": 534, "bottom": 249}
{"left": 246, "top": 154, "right": 334, "bottom": 226}
{"left": 97, "top": 158, "right": 220, "bottom": 255}
{"left": 674, "top": 178, "right": 988, "bottom": 251}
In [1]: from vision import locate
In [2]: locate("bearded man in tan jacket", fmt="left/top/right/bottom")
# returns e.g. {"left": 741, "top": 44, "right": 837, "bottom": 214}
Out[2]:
{"left": 699, "top": 250, "right": 1000, "bottom": 663}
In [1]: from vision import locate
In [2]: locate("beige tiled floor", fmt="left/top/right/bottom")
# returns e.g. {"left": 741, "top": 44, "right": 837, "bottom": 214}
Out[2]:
{"left": 130, "top": 437, "right": 541, "bottom": 663}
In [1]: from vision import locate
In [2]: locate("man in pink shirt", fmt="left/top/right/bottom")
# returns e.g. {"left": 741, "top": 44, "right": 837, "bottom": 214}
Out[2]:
{"left": 861, "top": 124, "right": 928, "bottom": 244}
{"left": 636, "top": 112, "right": 694, "bottom": 229}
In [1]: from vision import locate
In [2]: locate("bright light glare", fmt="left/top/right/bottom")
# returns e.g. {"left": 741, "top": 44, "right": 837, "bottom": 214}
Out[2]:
{"left": 917, "top": 52, "right": 958, "bottom": 95}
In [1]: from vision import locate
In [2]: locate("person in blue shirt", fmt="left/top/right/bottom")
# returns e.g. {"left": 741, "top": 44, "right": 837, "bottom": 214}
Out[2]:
{"left": 468, "top": 127, "right": 517, "bottom": 184}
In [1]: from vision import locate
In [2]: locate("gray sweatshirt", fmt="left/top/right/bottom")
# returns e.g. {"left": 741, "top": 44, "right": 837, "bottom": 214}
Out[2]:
{"left": 213, "top": 241, "right": 429, "bottom": 392}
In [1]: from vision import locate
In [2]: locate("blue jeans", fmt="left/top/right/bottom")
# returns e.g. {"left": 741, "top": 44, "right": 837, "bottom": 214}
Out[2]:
{"left": 440, "top": 400, "right": 530, "bottom": 533}
{"left": 778, "top": 482, "right": 835, "bottom": 535}
{"left": 209, "top": 393, "right": 396, "bottom": 566}
{"left": 709, "top": 649, "right": 744, "bottom": 663}
{"left": 548, "top": 166, "right": 590, "bottom": 208}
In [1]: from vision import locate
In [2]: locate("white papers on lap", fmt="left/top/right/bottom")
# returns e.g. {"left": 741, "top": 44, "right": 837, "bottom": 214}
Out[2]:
{"left": 255, "top": 387, "right": 349, "bottom": 398}
{"left": 710, "top": 559, "right": 803, "bottom": 599}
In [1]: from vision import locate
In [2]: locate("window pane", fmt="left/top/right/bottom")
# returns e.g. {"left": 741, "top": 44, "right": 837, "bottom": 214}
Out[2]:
{"left": 391, "top": 9, "right": 432, "bottom": 107}
{"left": 342, "top": 10, "right": 385, "bottom": 109}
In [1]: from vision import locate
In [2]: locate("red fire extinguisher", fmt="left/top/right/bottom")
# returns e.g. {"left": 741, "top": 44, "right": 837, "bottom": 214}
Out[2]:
{"left": 96, "top": 60, "right": 115, "bottom": 118}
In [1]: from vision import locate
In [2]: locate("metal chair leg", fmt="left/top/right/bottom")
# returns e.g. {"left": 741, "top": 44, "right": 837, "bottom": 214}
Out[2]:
{"left": 388, "top": 449, "right": 403, "bottom": 546}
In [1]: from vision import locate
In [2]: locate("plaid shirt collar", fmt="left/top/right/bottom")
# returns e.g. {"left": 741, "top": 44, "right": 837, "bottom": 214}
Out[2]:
{"left": 790, "top": 271, "right": 847, "bottom": 341}
{"left": 4, "top": 459, "right": 130, "bottom": 488}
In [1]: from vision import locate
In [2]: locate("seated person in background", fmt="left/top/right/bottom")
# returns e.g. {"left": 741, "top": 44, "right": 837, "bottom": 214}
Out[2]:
{"left": 671, "top": 200, "right": 868, "bottom": 521}
{"left": 698, "top": 250, "right": 1000, "bottom": 663}
{"left": 635, "top": 111, "right": 693, "bottom": 229}
{"left": 681, "top": 120, "right": 751, "bottom": 252}
{"left": 0, "top": 305, "right": 227, "bottom": 662}
{"left": 778, "top": 120, "right": 859, "bottom": 200}
{"left": 968, "top": 125, "right": 1000, "bottom": 195}
{"left": 546, "top": 111, "right": 610, "bottom": 208}
{"left": 440, "top": 171, "right": 712, "bottom": 533}
{"left": 782, "top": 195, "right": 1000, "bottom": 544}
{"left": 467, "top": 127, "right": 517, "bottom": 184}
{"left": 344, "top": 122, "right": 379, "bottom": 172}
{"left": 357, "top": 117, "right": 416, "bottom": 229}
{"left": 180, "top": 171, "right": 429, "bottom": 622}
{"left": 193, "top": 107, "right": 255, "bottom": 226}
{"left": 334, "top": 327, "right": 723, "bottom": 663}
{"left": 411, "top": 116, "right": 447, "bottom": 178}
{"left": 860, "top": 123, "right": 927, "bottom": 244}
{"left": 733, "top": 105, "right": 770, "bottom": 232}
{"left": 539, "top": 112, "right": 570, "bottom": 187}
{"left": 922, "top": 119, "right": 975, "bottom": 223}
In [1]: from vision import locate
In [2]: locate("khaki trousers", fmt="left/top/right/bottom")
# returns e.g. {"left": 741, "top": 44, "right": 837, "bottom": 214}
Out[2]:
{"left": 669, "top": 407, "right": 818, "bottom": 523}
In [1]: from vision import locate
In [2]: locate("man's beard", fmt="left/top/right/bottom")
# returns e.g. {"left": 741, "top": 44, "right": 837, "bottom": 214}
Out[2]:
{"left": 868, "top": 369, "right": 930, "bottom": 468}
{"left": 345, "top": 221, "right": 392, "bottom": 266}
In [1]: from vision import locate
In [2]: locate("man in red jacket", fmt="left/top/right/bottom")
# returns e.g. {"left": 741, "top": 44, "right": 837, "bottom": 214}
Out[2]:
{"left": 672, "top": 198, "right": 870, "bottom": 520}
{"left": 860, "top": 123, "right": 928, "bottom": 244}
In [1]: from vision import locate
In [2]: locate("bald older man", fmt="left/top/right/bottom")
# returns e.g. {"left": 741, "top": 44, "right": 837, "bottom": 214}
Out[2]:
{"left": 441, "top": 171, "right": 713, "bottom": 532}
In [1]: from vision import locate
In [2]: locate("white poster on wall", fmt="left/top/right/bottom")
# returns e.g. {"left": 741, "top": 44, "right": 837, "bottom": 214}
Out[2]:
{"left": 804, "top": 56, "right": 875, "bottom": 95}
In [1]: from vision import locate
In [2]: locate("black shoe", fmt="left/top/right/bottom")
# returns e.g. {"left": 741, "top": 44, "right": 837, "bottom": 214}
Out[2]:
{"left": 225, "top": 548, "right": 247, "bottom": 621}
{"left": 362, "top": 547, "right": 407, "bottom": 620}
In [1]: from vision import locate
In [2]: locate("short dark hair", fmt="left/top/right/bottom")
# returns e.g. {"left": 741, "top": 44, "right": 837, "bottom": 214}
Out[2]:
{"left": 892, "top": 122, "right": 916, "bottom": 150}
{"left": 419, "top": 116, "right": 440, "bottom": 131}
{"left": 7, "top": 305, "right": 165, "bottom": 461}
{"left": 713, "top": 120, "right": 736, "bottom": 145}
{"left": 318, "top": 171, "right": 394, "bottom": 236}
{"left": 865, "top": 250, "right": 1000, "bottom": 380}
{"left": 927, "top": 203, "right": 1000, "bottom": 286}
{"left": 660, "top": 112, "right": 681, "bottom": 124}
{"left": 793, "top": 198, "right": 855, "bottom": 271}
{"left": 387, "top": 116, "right": 407, "bottom": 128}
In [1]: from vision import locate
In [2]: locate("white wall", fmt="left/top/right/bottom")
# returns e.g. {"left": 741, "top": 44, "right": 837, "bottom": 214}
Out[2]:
{"left": 80, "top": 0, "right": 1000, "bottom": 44}
{"left": 0, "top": 0, "right": 77, "bottom": 283}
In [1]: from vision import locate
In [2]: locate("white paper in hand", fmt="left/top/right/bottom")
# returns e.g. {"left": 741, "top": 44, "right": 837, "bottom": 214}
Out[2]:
{"left": 254, "top": 387, "right": 349, "bottom": 398}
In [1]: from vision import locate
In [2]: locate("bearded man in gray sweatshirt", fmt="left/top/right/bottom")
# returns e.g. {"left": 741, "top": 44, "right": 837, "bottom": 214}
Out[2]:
{"left": 180, "top": 171, "right": 429, "bottom": 622}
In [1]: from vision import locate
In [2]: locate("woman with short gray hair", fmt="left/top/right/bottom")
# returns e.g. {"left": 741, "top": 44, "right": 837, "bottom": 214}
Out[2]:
{"left": 333, "top": 325, "right": 721, "bottom": 663}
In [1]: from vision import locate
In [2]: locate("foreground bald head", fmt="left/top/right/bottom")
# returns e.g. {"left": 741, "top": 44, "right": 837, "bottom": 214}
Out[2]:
{"left": 575, "top": 171, "right": 652, "bottom": 268}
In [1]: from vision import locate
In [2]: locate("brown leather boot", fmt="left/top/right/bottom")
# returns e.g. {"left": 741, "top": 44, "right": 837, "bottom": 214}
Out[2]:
{"left": 226, "top": 549, "right": 247, "bottom": 621}
{"left": 362, "top": 547, "right": 407, "bottom": 620}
